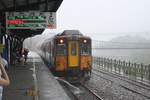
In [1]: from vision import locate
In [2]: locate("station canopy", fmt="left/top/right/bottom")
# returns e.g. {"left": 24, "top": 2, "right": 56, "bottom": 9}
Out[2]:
{"left": 0, "top": 0, "right": 63, "bottom": 39}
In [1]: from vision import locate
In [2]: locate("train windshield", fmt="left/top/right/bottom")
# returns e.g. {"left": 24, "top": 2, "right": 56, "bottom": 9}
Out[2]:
{"left": 56, "top": 44, "right": 66, "bottom": 55}
{"left": 80, "top": 43, "right": 91, "bottom": 55}
{"left": 71, "top": 42, "right": 77, "bottom": 55}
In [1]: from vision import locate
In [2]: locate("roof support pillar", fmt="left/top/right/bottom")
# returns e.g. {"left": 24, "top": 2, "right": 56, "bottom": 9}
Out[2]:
{"left": 26, "top": 0, "right": 30, "bottom": 10}
{"left": 0, "top": 0, "right": 7, "bottom": 9}
{"left": 13, "top": 0, "right": 17, "bottom": 10}
{"left": 45, "top": 0, "right": 48, "bottom": 11}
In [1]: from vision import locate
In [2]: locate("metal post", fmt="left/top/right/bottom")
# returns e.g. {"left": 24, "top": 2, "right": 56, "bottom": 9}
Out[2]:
{"left": 134, "top": 63, "right": 137, "bottom": 79}
{"left": 114, "top": 59, "right": 116, "bottom": 72}
{"left": 98, "top": 57, "right": 100, "bottom": 67}
{"left": 118, "top": 60, "right": 121, "bottom": 74}
{"left": 97, "top": 57, "right": 99, "bottom": 67}
{"left": 108, "top": 58, "right": 110, "bottom": 71}
{"left": 131, "top": 63, "right": 134, "bottom": 76}
{"left": 148, "top": 64, "right": 150, "bottom": 82}
{"left": 110, "top": 59, "right": 112, "bottom": 72}
{"left": 128, "top": 62, "right": 131, "bottom": 76}
{"left": 123, "top": 61, "right": 125, "bottom": 75}
{"left": 98, "top": 57, "right": 100, "bottom": 66}
{"left": 141, "top": 64, "right": 143, "bottom": 81}
{"left": 104, "top": 58, "right": 106, "bottom": 69}
{"left": 107, "top": 58, "right": 109, "bottom": 71}
{"left": 100, "top": 57, "right": 102, "bottom": 66}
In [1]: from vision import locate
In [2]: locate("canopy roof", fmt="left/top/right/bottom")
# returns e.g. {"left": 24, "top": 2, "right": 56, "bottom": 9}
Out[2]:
{"left": 0, "top": 0, "right": 63, "bottom": 12}
{"left": 0, "top": 0, "right": 63, "bottom": 39}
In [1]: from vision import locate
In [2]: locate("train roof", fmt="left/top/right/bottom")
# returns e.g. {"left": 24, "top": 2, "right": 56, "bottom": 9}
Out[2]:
{"left": 57, "top": 30, "right": 83, "bottom": 36}
{"left": 55, "top": 30, "right": 91, "bottom": 40}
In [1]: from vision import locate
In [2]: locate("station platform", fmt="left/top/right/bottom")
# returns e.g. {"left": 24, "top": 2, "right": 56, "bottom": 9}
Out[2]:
{"left": 2, "top": 57, "right": 70, "bottom": 100}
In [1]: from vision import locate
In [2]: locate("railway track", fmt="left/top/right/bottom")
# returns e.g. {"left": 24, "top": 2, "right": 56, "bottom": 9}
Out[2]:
{"left": 75, "top": 83, "right": 103, "bottom": 100}
{"left": 92, "top": 68, "right": 150, "bottom": 99}
{"left": 57, "top": 77, "right": 103, "bottom": 100}
{"left": 92, "top": 68, "right": 150, "bottom": 90}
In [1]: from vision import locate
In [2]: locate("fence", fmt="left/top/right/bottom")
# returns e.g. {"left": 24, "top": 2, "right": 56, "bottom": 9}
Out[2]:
{"left": 93, "top": 57, "right": 150, "bottom": 82}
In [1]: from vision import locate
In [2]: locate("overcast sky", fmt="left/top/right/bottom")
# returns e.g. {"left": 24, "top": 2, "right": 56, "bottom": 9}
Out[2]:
{"left": 44, "top": 0, "right": 150, "bottom": 41}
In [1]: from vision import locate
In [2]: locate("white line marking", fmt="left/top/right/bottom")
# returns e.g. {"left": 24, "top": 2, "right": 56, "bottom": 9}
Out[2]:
{"left": 32, "top": 58, "right": 39, "bottom": 100}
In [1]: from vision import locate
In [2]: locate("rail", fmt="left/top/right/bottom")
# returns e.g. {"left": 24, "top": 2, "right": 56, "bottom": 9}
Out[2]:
{"left": 93, "top": 57, "right": 150, "bottom": 83}
{"left": 80, "top": 83, "right": 103, "bottom": 100}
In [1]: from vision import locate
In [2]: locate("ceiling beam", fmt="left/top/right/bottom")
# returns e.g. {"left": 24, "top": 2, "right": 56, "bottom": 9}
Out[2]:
{"left": 26, "top": 0, "right": 30, "bottom": 9}
{"left": 0, "top": 0, "right": 57, "bottom": 12}
{"left": 37, "top": 0, "right": 41, "bottom": 9}
{"left": 45, "top": 0, "right": 48, "bottom": 11}
{"left": 13, "top": 0, "right": 17, "bottom": 10}
{"left": 50, "top": 0, "right": 63, "bottom": 12}
{"left": 0, "top": 0, "right": 7, "bottom": 9}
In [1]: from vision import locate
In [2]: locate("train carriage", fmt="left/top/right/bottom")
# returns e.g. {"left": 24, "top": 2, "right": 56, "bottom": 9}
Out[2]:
{"left": 40, "top": 30, "right": 92, "bottom": 82}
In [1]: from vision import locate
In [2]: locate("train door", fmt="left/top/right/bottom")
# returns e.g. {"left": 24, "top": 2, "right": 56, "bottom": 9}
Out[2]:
{"left": 68, "top": 41, "right": 79, "bottom": 67}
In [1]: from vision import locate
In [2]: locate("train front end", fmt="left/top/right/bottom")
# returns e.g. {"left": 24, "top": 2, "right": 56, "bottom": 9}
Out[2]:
{"left": 54, "top": 30, "right": 92, "bottom": 82}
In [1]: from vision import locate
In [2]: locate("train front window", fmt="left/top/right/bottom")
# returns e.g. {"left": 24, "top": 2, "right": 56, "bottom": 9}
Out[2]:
{"left": 71, "top": 42, "right": 77, "bottom": 55}
{"left": 80, "top": 43, "right": 91, "bottom": 55}
{"left": 56, "top": 44, "right": 66, "bottom": 55}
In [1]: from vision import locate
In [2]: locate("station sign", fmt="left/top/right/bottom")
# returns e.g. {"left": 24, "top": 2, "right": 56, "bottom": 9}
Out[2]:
{"left": 5, "top": 12, "right": 56, "bottom": 29}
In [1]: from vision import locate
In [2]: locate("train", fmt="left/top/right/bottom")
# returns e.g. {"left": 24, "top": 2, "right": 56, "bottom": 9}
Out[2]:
{"left": 39, "top": 30, "right": 92, "bottom": 82}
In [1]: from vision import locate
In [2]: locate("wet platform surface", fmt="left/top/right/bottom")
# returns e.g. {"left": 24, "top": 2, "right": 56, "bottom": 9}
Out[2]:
{"left": 3, "top": 57, "right": 70, "bottom": 100}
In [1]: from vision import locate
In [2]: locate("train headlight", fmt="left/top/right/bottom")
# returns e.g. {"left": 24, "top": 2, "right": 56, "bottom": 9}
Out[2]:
{"left": 83, "top": 39, "right": 87, "bottom": 43}
{"left": 60, "top": 39, "right": 64, "bottom": 44}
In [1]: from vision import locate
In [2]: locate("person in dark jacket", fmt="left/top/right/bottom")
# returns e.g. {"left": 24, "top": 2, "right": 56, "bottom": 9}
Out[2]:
{"left": 23, "top": 48, "right": 29, "bottom": 63}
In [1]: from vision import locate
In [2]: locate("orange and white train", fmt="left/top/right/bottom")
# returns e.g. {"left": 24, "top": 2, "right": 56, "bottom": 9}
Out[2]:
{"left": 40, "top": 30, "right": 92, "bottom": 82}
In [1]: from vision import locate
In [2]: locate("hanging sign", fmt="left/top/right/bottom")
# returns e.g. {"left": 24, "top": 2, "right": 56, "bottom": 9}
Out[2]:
{"left": 6, "top": 12, "right": 56, "bottom": 29}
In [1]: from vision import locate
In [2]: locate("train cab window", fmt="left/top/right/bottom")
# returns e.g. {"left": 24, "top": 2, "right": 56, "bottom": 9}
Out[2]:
{"left": 56, "top": 44, "right": 66, "bottom": 55}
{"left": 80, "top": 43, "right": 91, "bottom": 55}
{"left": 71, "top": 43, "right": 77, "bottom": 55}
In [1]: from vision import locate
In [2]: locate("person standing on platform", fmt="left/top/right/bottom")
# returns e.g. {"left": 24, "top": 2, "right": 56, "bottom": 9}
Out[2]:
{"left": 0, "top": 55, "right": 10, "bottom": 100}
{"left": 23, "top": 48, "right": 29, "bottom": 64}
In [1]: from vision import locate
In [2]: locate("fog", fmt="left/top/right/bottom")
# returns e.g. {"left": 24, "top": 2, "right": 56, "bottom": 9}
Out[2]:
{"left": 53, "top": 0, "right": 150, "bottom": 41}
{"left": 23, "top": 30, "right": 56, "bottom": 51}
{"left": 24, "top": 0, "right": 150, "bottom": 64}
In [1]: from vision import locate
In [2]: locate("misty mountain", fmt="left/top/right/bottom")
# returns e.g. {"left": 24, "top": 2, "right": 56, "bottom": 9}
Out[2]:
{"left": 93, "top": 35, "right": 150, "bottom": 48}
{"left": 110, "top": 35, "right": 150, "bottom": 43}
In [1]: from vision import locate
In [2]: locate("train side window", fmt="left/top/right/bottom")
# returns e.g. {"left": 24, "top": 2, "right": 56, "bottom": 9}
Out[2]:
{"left": 56, "top": 44, "right": 66, "bottom": 55}
{"left": 71, "top": 43, "right": 77, "bottom": 55}
{"left": 80, "top": 43, "right": 90, "bottom": 55}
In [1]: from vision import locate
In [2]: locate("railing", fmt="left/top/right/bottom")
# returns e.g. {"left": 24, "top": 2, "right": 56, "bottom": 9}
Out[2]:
{"left": 93, "top": 57, "right": 150, "bottom": 82}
